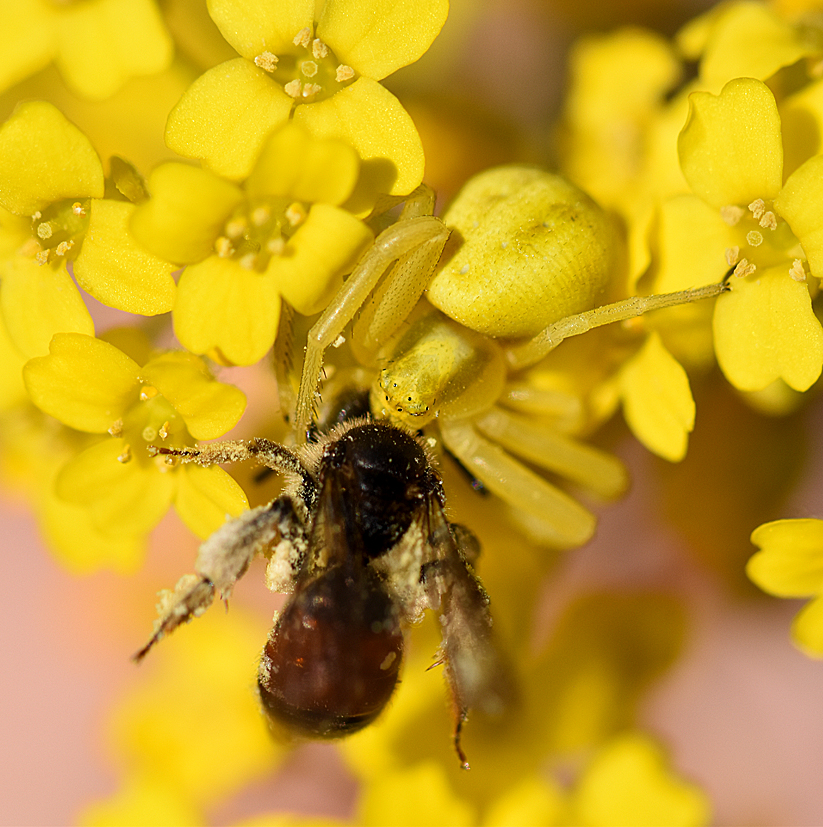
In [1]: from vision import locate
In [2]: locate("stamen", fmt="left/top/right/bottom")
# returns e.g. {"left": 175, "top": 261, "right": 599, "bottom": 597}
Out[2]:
{"left": 140, "top": 385, "right": 159, "bottom": 401}
{"left": 108, "top": 419, "right": 124, "bottom": 437}
{"left": 790, "top": 259, "right": 806, "bottom": 282}
{"left": 301, "top": 83, "right": 322, "bottom": 98}
{"left": 251, "top": 205, "right": 271, "bottom": 227}
{"left": 158, "top": 421, "right": 170, "bottom": 440}
{"left": 117, "top": 444, "right": 132, "bottom": 464}
{"left": 759, "top": 211, "right": 777, "bottom": 230}
{"left": 336, "top": 64, "right": 355, "bottom": 82}
{"left": 35, "top": 249, "right": 50, "bottom": 265}
{"left": 720, "top": 205, "right": 744, "bottom": 226}
{"left": 254, "top": 51, "right": 279, "bottom": 73}
{"left": 312, "top": 39, "right": 329, "bottom": 59}
{"left": 284, "top": 79, "right": 303, "bottom": 98}
{"left": 55, "top": 240, "right": 73, "bottom": 256}
{"left": 285, "top": 202, "right": 307, "bottom": 227}
{"left": 71, "top": 202, "right": 86, "bottom": 216}
{"left": 293, "top": 27, "right": 312, "bottom": 48}
{"left": 748, "top": 199, "right": 766, "bottom": 220}
{"left": 225, "top": 217, "right": 247, "bottom": 239}
{"left": 725, "top": 246, "right": 740, "bottom": 266}
{"left": 733, "top": 258, "right": 756, "bottom": 278}
{"left": 239, "top": 252, "right": 257, "bottom": 270}
{"left": 301, "top": 60, "right": 318, "bottom": 78}
{"left": 746, "top": 230, "right": 763, "bottom": 247}
{"left": 215, "top": 236, "right": 234, "bottom": 257}
{"left": 267, "top": 237, "right": 285, "bottom": 255}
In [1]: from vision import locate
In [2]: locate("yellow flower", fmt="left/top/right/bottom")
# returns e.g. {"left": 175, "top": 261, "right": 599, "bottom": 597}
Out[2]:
{"left": 749, "top": 519, "right": 823, "bottom": 656}
{"left": 164, "top": 0, "right": 448, "bottom": 204}
{"left": 131, "top": 122, "right": 373, "bottom": 365}
{"left": 665, "top": 77, "right": 823, "bottom": 393}
{"left": 22, "top": 332, "right": 249, "bottom": 539}
{"left": 0, "top": 0, "right": 172, "bottom": 100}
{"left": 0, "top": 102, "right": 177, "bottom": 358}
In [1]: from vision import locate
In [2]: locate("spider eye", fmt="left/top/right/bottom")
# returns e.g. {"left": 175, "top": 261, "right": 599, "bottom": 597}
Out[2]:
{"left": 258, "top": 566, "right": 403, "bottom": 738}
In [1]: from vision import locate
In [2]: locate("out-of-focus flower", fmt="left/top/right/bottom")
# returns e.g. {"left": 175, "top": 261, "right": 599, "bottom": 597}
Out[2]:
{"left": 22, "top": 332, "right": 249, "bottom": 551}
{"left": 131, "top": 122, "right": 373, "bottom": 365}
{"left": 0, "top": 102, "right": 176, "bottom": 358}
{"left": 0, "top": 0, "right": 173, "bottom": 100}
{"left": 164, "top": 0, "right": 448, "bottom": 207}
{"left": 749, "top": 519, "right": 823, "bottom": 656}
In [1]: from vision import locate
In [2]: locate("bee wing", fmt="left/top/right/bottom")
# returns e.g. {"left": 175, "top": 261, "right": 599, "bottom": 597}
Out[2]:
{"left": 423, "top": 497, "right": 516, "bottom": 766}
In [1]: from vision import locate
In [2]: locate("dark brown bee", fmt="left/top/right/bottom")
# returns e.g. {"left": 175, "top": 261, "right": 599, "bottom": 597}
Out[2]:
{"left": 135, "top": 394, "right": 513, "bottom": 767}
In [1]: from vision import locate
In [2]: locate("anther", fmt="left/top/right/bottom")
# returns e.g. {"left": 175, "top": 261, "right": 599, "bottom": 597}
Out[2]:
{"left": 117, "top": 444, "right": 132, "bottom": 464}
{"left": 140, "top": 386, "right": 159, "bottom": 401}
{"left": 293, "top": 27, "right": 312, "bottom": 48}
{"left": 336, "top": 65, "right": 355, "bottom": 82}
{"left": 759, "top": 211, "right": 777, "bottom": 230}
{"left": 312, "top": 39, "right": 329, "bottom": 59}
{"left": 733, "top": 258, "right": 756, "bottom": 278}
{"left": 35, "top": 249, "right": 50, "bottom": 265}
{"left": 285, "top": 79, "right": 302, "bottom": 98}
{"left": 55, "top": 240, "right": 73, "bottom": 256}
{"left": 71, "top": 202, "right": 86, "bottom": 216}
{"left": 239, "top": 252, "right": 257, "bottom": 270}
{"left": 215, "top": 236, "right": 233, "bottom": 257}
{"left": 225, "top": 217, "right": 247, "bottom": 239}
{"left": 720, "top": 205, "right": 744, "bottom": 226}
{"left": 285, "top": 202, "right": 307, "bottom": 227}
{"left": 748, "top": 199, "right": 766, "bottom": 220}
{"left": 251, "top": 205, "right": 271, "bottom": 227}
{"left": 267, "top": 237, "right": 285, "bottom": 255}
{"left": 725, "top": 246, "right": 740, "bottom": 266}
{"left": 254, "top": 51, "right": 279, "bottom": 72}
{"left": 108, "top": 419, "right": 124, "bottom": 437}
{"left": 301, "top": 83, "right": 322, "bottom": 98}
{"left": 158, "top": 421, "right": 170, "bottom": 440}
{"left": 790, "top": 259, "right": 806, "bottom": 282}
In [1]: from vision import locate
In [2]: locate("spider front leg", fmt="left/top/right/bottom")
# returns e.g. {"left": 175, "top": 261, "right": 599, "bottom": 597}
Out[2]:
{"left": 504, "top": 279, "right": 731, "bottom": 371}
{"left": 294, "top": 206, "right": 450, "bottom": 439}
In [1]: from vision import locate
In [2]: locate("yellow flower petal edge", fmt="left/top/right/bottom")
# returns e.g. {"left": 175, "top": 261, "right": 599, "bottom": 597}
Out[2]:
{"left": 318, "top": 0, "right": 449, "bottom": 82}
{"left": 791, "top": 594, "right": 823, "bottom": 658}
{"left": 165, "top": 58, "right": 294, "bottom": 181}
{"left": 270, "top": 203, "right": 373, "bottom": 315}
{"left": 131, "top": 163, "right": 244, "bottom": 264}
{"left": 294, "top": 77, "right": 424, "bottom": 204}
{"left": 245, "top": 122, "right": 360, "bottom": 207}
{"left": 174, "top": 464, "right": 249, "bottom": 540}
{"left": 23, "top": 333, "right": 141, "bottom": 432}
{"left": 140, "top": 352, "right": 246, "bottom": 440}
{"left": 678, "top": 78, "right": 783, "bottom": 210}
{"left": 619, "top": 332, "right": 695, "bottom": 462}
{"left": 713, "top": 265, "right": 823, "bottom": 392}
{"left": 0, "top": 101, "right": 104, "bottom": 215}
{"left": 54, "top": 0, "right": 173, "bottom": 101}
{"left": 173, "top": 256, "right": 282, "bottom": 366}
{"left": 1, "top": 256, "right": 94, "bottom": 358}
{"left": 0, "top": 0, "right": 54, "bottom": 95}
{"left": 207, "top": 0, "right": 314, "bottom": 60}
{"left": 55, "top": 438, "right": 175, "bottom": 535}
{"left": 748, "top": 518, "right": 823, "bottom": 597}
{"left": 774, "top": 155, "right": 823, "bottom": 279}
{"left": 73, "top": 199, "right": 177, "bottom": 315}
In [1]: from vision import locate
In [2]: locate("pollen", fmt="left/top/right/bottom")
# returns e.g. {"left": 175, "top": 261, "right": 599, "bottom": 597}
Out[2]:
{"left": 725, "top": 246, "right": 740, "bottom": 266}
{"left": 733, "top": 258, "right": 756, "bottom": 278}
{"left": 71, "top": 202, "right": 86, "bottom": 216}
{"left": 267, "top": 237, "right": 285, "bottom": 255}
{"left": 759, "top": 211, "right": 777, "bottom": 230}
{"left": 140, "top": 385, "right": 159, "bottom": 401}
{"left": 720, "top": 205, "right": 744, "bottom": 226}
{"left": 158, "top": 421, "right": 170, "bottom": 440}
{"left": 55, "top": 240, "right": 73, "bottom": 256}
{"left": 293, "top": 27, "right": 312, "bottom": 48}
{"left": 251, "top": 205, "right": 271, "bottom": 227}
{"left": 35, "top": 249, "right": 50, "bottom": 265}
{"left": 284, "top": 79, "right": 302, "bottom": 98}
{"left": 254, "top": 51, "right": 279, "bottom": 73}
{"left": 790, "top": 259, "right": 806, "bottom": 282}
{"left": 285, "top": 202, "right": 307, "bottom": 227}
{"left": 215, "top": 236, "right": 234, "bottom": 257}
{"left": 108, "top": 418, "right": 124, "bottom": 437}
{"left": 746, "top": 230, "right": 763, "bottom": 247}
{"left": 336, "top": 64, "right": 355, "bottom": 82}
{"left": 301, "top": 83, "right": 322, "bottom": 98}
{"left": 312, "top": 39, "right": 329, "bottom": 59}
{"left": 117, "top": 444, "right": 132, "bottom": 464}
{"left": 239, "top": 252, "right": 257, "bottom": 270}
{"left": 225, "top": 217, "right": 247, "bottom": 239}
{"left": 748, "top": 198, "right": 766, "bottom": 221}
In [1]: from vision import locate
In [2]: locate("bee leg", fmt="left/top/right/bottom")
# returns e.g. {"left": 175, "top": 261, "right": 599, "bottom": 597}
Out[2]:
{"left": 134, "top": 498, "right": 304, "bottom": 661}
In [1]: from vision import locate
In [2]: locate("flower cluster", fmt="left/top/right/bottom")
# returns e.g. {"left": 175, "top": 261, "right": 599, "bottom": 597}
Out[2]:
{"left": 3, "top": 0, "right": 823, "bottom": 824}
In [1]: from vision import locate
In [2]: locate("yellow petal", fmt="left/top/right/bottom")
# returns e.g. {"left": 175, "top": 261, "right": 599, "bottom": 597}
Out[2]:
{"left": 54, "top": 0, "right": 173, "bottom": 100}
{"left": 294, "top": 78, "right": 423, "bottom": 203}
{"left": 165, "top": 58, "right": 294, "bottom": 181}
{"left": 713, "top": 264, "right": 823, "bottom": 392}
{"left": 207, "top": 0, "right": 313, "bottom": 60}
{"left": 0, "top": 101, "right": 104, "bottom": 215}
{"left": 40, "top": 485, "right": 146, "bottom": 574}
{"left": 0, "top": 0, "right": 54, "bottom": 94}
{"left": 55, "top": 438, "right": 174, "bottom": 535}
{"left": 780, "top": 76, "right": 823, "bottom": 178}
{"left": 748, "top": 519, "right": 823, "bottom": 597}
{"left": 774, "top": 155, "right": 823, "bottom": 279}
{"left": 174, "top": 465, "right": 249, "bottom": 539}
{"left": 655, "top": 195, "right": 738, "bottom": 292}
{"left": 698, "top": 2, "right": 817, "bottom": 94}
{"left": 619, "top": 332, "right": 695, "bottom": 462}
{"left": 791, "top": 595, "right": 823, "bottom": 658}
{"left": 73, "top": 199, "right": 176, "bottom": 314}
{"left": 131, "top": 162, "right": 244, "bottom": 264}
{"left": 174, "top": 256, "right": 281, "bottom": 365}
{"left": 572, "top": 733, "right": 711, "bottom": 827}
{"left": 246, "top": 122, "right": 359, "bottom": 206}
{"left": 141, "top": 351, "right": 246, "bottom": 439}
{"left": 0, "top": 313, "right": 27, "bottom": 410}
{"left": 23, "top": 332, "right": 140, "bottom": 432}
{"left": 1, "top": 257, "right": 94, "bottom": 358}
{"left": 270, "top": 203, "right": 373, "bottom": 315}
{"left": 678, "top": 79, "right": 783, "bottom": 210}
{"left": 317, "top": 0, "right": 449, "bottom": 81}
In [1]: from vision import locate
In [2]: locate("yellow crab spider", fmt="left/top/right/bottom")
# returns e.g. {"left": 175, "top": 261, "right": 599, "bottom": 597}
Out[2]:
{"left": 294, "top": 166, "right": 728, "bottom": 546}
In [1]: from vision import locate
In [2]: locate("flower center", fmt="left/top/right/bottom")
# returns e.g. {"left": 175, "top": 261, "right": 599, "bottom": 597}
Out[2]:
{"left": 253, "top": 27, "right": 356, "bottom": 104}
{"left": 213, "top": 197, "right": 308, "bottom": 272}
{"left": 25, "top": 198, "right": 90, "bottom": 265}
{"left": 721, "top": 198, "right": 803, "bottom": 280}
{"left": 114, "top": 390, "right": 186, "bottom": 466}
